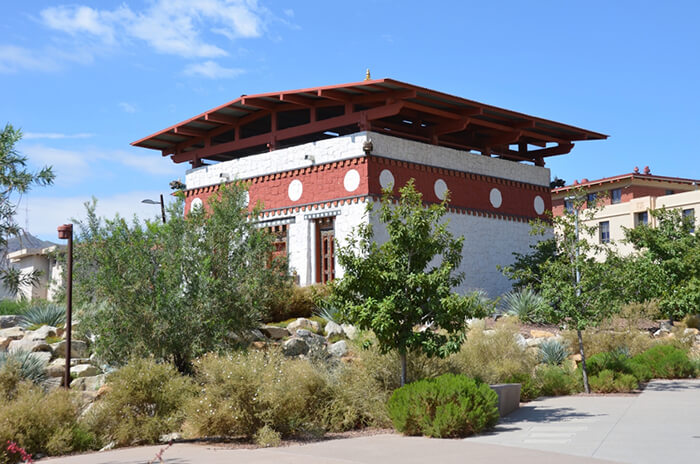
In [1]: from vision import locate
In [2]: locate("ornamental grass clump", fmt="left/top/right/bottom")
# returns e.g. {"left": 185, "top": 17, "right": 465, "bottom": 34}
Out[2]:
{"left": 387, "top": 373, "right": 499, "bottom": 438}
{"left": 450, "top": 318, "right": 537, "bottom": 384}
{"left": 184, "top": 349, "right": 327, "bottom": 440}
{"left": 84, "top": 358, "right": 195, "bottom": 447}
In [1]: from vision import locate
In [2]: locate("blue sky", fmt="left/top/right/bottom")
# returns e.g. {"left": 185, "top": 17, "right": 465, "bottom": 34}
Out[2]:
{"left": 2, "top": 0, "right": 699, "bottom": 240}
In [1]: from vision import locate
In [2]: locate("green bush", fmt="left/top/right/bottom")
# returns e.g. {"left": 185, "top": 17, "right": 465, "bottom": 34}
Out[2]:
{"left": 18, "top": 303, "right": 65, "bottom": 329}
{"left": 589, "top": 369, "right": 638, "bottom": 393}
{"left": 184, "top": 350, "right": 327, "bottom": 439}
{"left": 0, "top": 382, "right": 96, "bottom": 462}
{"left": 629, "top": 345, "right": 696, "bottom": 379}
{"left": 0, "top": 299, "right": 30, "bottom": 316}
{"left": 387, "top": 373, "right": 499, "bottom": 438}
{"left": 503, "top": 372, "right": 540, "bottom": 402}
{"left": 84, "top": 358, "right": 194, "bottom": 446}
{"left": 538, "top": 338, "right": 570, "bottom": 366}
{"left": 451, "top": 318, "right": 537, "bottom": 384}
{"left": 535, "top": 365, "right": 581, "bottom": 396}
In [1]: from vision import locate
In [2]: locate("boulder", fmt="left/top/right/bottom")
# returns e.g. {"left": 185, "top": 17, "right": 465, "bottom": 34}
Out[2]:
{"left": 259, "top": 325, "right": 290, "bottom": 340}
{"left": 324, "top": 321, "right": 344, "bottom": 338}
{"left": 28, "top": 325, "right": 57, "bottom": 340}
{"left": 0, "top": 326, "right": 25, "bottom": 340}
{"left": 71, "top": 364, "right": 99, "bottom": 378}
{"left": 530, "top": 329, "right": 556, "bottom": 339}
{"left": 47, "top": 358, "right": 66, "bottom": 378}
{"left": 282, "top": 337, "right": 309, "bottom": 356}
{"left": 328, "top": 340, "right": 348, "bottom": 357}
{"left": 51, "top": 340, "right": 89, "bottom": 358}
{"left": 659, "top": 320, "right": 674, "bottom": 332}
{"left": 0, "top": 315, "right": 21, "bottom": 329}
{"left": 569, "top": 353, "right": 582, "bottom": 362}
{"left": 341, "top": 324, "right": 358, "bottom": 340}
{"left": 31, "top": 351, "right": 52, "bottom": 365}
{"left": 295, "top": 329, "right": 327, "bottom": 359}
{"left": 514, "top": 333, "right": 527, "bottom": 349}
{"left": 287, "top": 318, "right": 320, "bottom": 333}
{"left": 71, "top": 374, "right": 107, "bottom": 391}
{"left": 8, "top": 337, "right": 51, "bottom": 353}
{"left": 683, "top": 328, "right": 699, "bottom": 336}
{"left": 159, "top": 432, "right": 182, "bottom": 443}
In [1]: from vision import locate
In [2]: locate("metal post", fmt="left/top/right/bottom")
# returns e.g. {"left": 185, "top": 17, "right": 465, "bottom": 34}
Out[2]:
{"left": 159, "top": 194, "right": 166, "bottom": 224}
{"left": 57, "top": 224, "right": 73, "bottom": 389}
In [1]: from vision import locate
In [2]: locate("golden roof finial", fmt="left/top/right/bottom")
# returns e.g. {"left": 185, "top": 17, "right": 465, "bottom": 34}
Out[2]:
{"left": 365, "top": 68, "right": 371, "bottom": 80}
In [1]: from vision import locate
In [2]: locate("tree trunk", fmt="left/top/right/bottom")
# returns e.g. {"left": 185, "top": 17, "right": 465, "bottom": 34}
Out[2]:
{"left": 577, "top": 329, "right": 590, "bottom": 394}
{"left": 400, "top": 351, "right": 407, "bottom": 387}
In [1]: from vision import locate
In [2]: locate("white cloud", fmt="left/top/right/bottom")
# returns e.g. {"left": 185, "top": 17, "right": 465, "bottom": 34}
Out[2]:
{"left": 16, "top": 190, "right": 176, "bottom": 239}
{"left": 0, "top": 45, "right": 58, "bottom": 73}
{"left": 118, "top": 102, "right": 137, "bottom": 113}
{"left": 23, "top": 132, "right": 94, "bottom": 140}
{"left": 39, "top": 0, "right": 268, "bottom": 59}
{"left": 183, "top": 60, "right": 244, "bottom": 79}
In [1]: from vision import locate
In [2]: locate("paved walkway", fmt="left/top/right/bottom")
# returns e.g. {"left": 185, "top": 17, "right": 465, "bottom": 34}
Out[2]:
{"left": 43, "top": 379, "right": 700, "bottom": 464}
{"left": 468, "top": 379, "right": 700, "bottom": 463}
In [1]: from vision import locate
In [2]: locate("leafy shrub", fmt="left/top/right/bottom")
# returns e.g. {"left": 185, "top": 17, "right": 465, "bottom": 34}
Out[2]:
{"left": 588, "top": 369, "right": 638, "bottom": 393}
{"left": 538, "top": 338, "right": 569, "bottom": 365}
{"left": 584, "top": 350, "right": 652, "bottom": 383}
{"left": 0, "top": 351, "right": 47, "bottom": 386}
{"left": 254, "top": 425, "right": 281, "bottom": 448}
{"left": 84, "top": 358, "right": 194, "bottom": 446}
{"left": 682, "top": 314, "right": 700, "bottom": 330}
{"left": 500, "top": 288, "right": 549, "bottom": 323}
{"left": 387, "top": 373, "right": 499, "bottom": 438}
{"left": 562, "top": 329, "right": 653, "bottom": 357}
{"left": 265, "top": 284, "right": 329, "bottom": 322}
{"left": 629, "top": 345, "right": 696, "bottom": 379}
{"left": 503, "top": 372, "right": 540, "bottom": 402}
{"left": 18, "top": 303, "right": 65, "bottom": 329}
{"left": 534, "top": 365, "right": 581, "bottom": 396}
{"left": 451, "top": 318, "right": 537, "bottom": 384}
{"left": 319, "top": 361, "right": 391, "bottom": 432}
{"left": 615, "top": 301, "right": 661, "bottom": 330}
{"left": 0, "top": 382, "right": 96, "bottom": 461}
{"left": 184, "top": 350, "right": 327, "bottom": 439}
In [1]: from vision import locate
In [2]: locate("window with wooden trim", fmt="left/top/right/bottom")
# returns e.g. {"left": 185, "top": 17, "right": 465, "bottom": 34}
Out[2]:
{"left": 315, "top": 217, "right": 335, "bottom": 284}
{"left": 266, "top": 224, "right": 288, "bottom": 265}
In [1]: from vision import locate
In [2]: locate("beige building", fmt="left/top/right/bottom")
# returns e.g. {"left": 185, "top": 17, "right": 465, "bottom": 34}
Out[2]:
{"left": 7, "top": 245, "right": 63, "bottom": 301}
{"left": 551, "top": 168, "right": 699, "bottom": 257}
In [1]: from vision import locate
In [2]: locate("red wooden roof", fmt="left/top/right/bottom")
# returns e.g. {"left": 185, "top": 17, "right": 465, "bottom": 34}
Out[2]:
{"left": 132, "top": 78, "right": 607, "bottom": 167}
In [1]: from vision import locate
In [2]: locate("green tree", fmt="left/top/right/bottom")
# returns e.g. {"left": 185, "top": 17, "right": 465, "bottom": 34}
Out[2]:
{"left": 73, "top": 184, "right": 288, "bottom": 373}
{"left": 624, "top": 208, "right": 700, "bottom": 321}
{"left": 0, "top": 124, "right": 55, "bottom": 295}
{"left": 509, "top": 193, "right": 622, "bottom": 393}
{"left": 329, "top": 180, "right": 488, "bottom": 386}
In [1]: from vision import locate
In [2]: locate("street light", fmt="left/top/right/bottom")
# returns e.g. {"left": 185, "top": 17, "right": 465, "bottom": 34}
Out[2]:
{"left": 57, "top": 224, "right": 73, "bottom": 389}
{"left": 142, "top": 194, "right": 166, "bottom": 224}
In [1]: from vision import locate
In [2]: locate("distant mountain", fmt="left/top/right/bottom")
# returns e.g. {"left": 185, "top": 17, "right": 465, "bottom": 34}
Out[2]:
{"left": 4, "top": 232, "right": 58, "bottom": 253}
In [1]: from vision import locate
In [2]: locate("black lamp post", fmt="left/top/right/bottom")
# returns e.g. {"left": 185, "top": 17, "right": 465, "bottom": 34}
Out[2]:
{"left": 57, "top": 224, "right": 73, "bottom": 389}
{"left": 142, "top": 194, "right": 166, "bottom": 224}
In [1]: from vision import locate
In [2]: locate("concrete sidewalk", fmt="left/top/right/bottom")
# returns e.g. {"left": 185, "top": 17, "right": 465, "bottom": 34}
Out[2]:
{"left": 468, "top": 379, "right": 700, "bottom": 463}
{"left": 43, "top": 379, "right": 700, "bottom": 464}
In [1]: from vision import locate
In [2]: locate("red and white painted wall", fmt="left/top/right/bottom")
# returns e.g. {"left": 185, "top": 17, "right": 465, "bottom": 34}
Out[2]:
{"left": 183, "top": 131, "right": 551, "bottom": 296}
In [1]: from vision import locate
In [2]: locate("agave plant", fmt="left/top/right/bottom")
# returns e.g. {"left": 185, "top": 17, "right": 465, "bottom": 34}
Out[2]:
{"left": 0, "top": 350, "right": 48, "bottom": 384}
{"left": 314, "top": 304, "right": 341, "bottom": 324}
{"left": 501, "top": 288, "right": 549, "bottom": 323}
{"left": 538, "top": 338, "right": 570, "bottom": 366}
{"left": 18, "top": 303, "right": 66, "bottom": 329}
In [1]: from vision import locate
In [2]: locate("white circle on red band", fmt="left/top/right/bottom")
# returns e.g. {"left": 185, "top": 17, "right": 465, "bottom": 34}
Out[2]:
{"left": 344, "top": 169, "right": 360, "bottom": 192}
{"left": 534, "top": 195, "right": 545, "bottom": 215}
{"left": 490, "top": 188, "right": 502, "bottom": 208}
{"left": 288, "top": 179, "right": 303, "bottom": 202}
{"left": 190, "top": 198, "right": 203, "bottom": 211}
{"left": 434, "top": 179, "right": 448, "bottom": 200}
{"left": 379, "top": 169, "right": 394, "bottom": 190}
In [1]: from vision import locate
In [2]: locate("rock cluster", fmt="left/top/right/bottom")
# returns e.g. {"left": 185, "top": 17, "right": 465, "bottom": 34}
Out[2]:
{"left": 257, "top": 317, "right": 356, "bottom": 360}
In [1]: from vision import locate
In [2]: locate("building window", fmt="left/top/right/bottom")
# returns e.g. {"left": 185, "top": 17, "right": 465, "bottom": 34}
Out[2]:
{"left": 599, "top": 221, "right": 610, "bottom": 244}
{"left": 267, "top": 225, "right": 288, "bottom": 263}
{"left": 564, "top": 199, "right": 573, "bottom": 212}
{"left": 587, "top": 193, "right": 597, "bottom": 205}
{"left": 315, "top": 217, "right": 335, "bottom": 284}
{"left": 635, "top": 211, "right": 648, "bottom": 227}
{"left": 683, "top": 208, "right": 695, "bottom": 233}
{"left": 611, "top": 188, "right": 622, "bottom": 204}
{"left": 665, "top": 189, "right": 674, "bottom": 195}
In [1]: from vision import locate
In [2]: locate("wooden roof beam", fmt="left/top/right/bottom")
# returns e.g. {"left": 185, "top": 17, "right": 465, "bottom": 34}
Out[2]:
{"left": 205, "top": 113, "right": 239, "bottom": 125}
{"left": 279, "top": 94, "right": 318, "bottom": 107}
{"left": 431, "top": 118, "right": 471, "bottom": 136}
{"left": 241, "top": 97, "right": 279, "bottom": 110}
{"left": 173, "top": 126, "right": 209, "bottom": 138}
